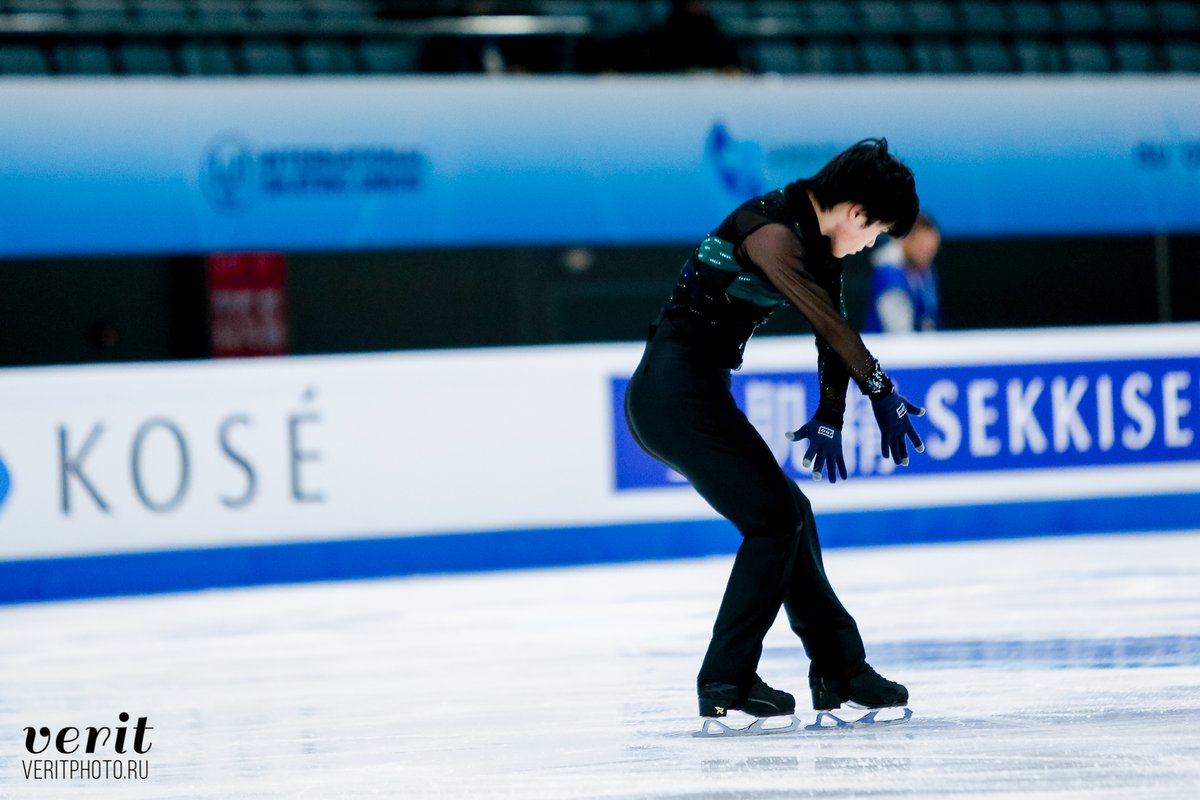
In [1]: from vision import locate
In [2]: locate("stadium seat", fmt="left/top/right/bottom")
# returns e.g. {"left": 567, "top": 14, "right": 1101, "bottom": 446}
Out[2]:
{"left": 1014, "top": 39, "right": 1065, "bottom": 71}
{"left": 1164, "top": 41, "right": 1200, "bottom": 71}
{"left": 1112, "top": 39, "right": 1159, "bottom": 72}
{"left": 310, "top": 0, "right": 375, "bottom": 25}
{"left": 706, "top": 1, "right": 753, "bottom": 30}
{"left": 1063, "top": 39, "right": 1112, "bottom": 71}
{"left": 909, "top": 1, "right": 958, "bottom": 34}
{"left": 253, "top": 0, "right": 310, "bottom": 28}
{"left": 964, "top": 39, "right": 1012, "bottom": 71}
{"left": 752, "top": 1, "right": 798, "bottom": 30}
{"left": 240, "top": 40, "right": 297, "bottom": 74}
{"left": 591, "top": 1, "right": 643, "bottom": 35}
{"left": 797, "top": 1, "right": 861, "bottom": 35}
{"left": 801, "top": 41, "right": 859, "bottom": 72}
{"left": 534, "top": 1, "right": 591, "bottom": 14}
{"left": 178, "top": 40, "right": 238, "bottom": 75}
{"left": 1056, "top": 1, "right": 1108, "bottom": 33}
{"left": 117, "top": 42, "right": 174, "bottom": 74}
{"left": 298, "top": 41, "right": 357, "bottom": 74}
{"left": 751, "top": 40, "right": 804, "bottom": 73}
{"left": 1010, "top": 1, "right": 1057, "bottom": 34}
{"left": 9, "top": 0, "right": 69, "bottom": 9}
{"left": 0, "top": 44, "right": 49, "bottom": 75}
{"left": 1105, "top": 1, "right": 1156, "bottom": 32}
{"left": 3, "top": 0, "right": 1195, "bottom": 79}
{"left": 194, "top": 0, "right": 251, "bottom": 28}
{"left": 7, "top": 0, "right": 70, "bottom": 20}
{"left": 858, "top": 1, "right": 910, "bottom": 33}
{"left": 54, "top": 41, "right": 115, "bottom": 74}
{"left": 958, "top": 0, "right": 1010, "bottom": 34}
{"left": 912, "top": 40, "right": 964, "bottom": 72}
{"left": 1156, "top": 1, "right": 1200, "bottom": 31}
{"left": 117, "top": 42, "right": 175, "bottom": 74}
{"left": 860, "top": 39, "right": 909, "bottom": 72}
{"left": 133, "top": 0, "right": 191, "bottom": 27}
{"left": 71, "top": 0, "right": 132, "bottom": 30}
{"left": 358, "top": 40, "right": 423, "bottom": 73}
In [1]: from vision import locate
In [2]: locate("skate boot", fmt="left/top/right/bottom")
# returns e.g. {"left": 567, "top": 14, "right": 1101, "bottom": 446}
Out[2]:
{"left": 698, "top": 675, "right": 796, "bottom": 718}
{"left": 807, "top": 663, "right": 911, "bottom": 729}
{"left": 810, "top": 662, "right": 907, "bottom": 710}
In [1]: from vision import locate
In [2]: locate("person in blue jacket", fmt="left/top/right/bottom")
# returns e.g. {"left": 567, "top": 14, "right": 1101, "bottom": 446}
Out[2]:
{"left": 863, "top": 213, "right": 942, "bottom": 333}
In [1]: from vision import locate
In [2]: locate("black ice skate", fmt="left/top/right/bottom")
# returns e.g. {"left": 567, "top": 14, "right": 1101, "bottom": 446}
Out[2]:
{"left": 807, "top": 663, "right": 913, "bottom": 729}
{"left": 694, "top": 676, "right": 800, "bottom": 737}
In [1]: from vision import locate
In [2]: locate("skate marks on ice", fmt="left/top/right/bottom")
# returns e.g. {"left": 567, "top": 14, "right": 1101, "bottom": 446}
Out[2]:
{"left": 684, "top": 633, "right": 1200, "bottom": 738}
{"left": 765, "top": 634, "right": 1200, "bottom": 672}
{"left": 674, "top": 706, "right": 1083, "bottom": 740}
{"left": 3, "top": 532, "right": 1200, "bottom": 799}
{"left": 639, "top": 683, "right": 1200, "bottom": 800}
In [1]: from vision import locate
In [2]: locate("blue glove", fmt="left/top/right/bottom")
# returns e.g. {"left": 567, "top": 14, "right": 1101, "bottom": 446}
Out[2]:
{"left": 786, "top": 420, "right": 847, "bottom": 483}
{"left": 871, "top": 390, "right": 926, "bottom": 467}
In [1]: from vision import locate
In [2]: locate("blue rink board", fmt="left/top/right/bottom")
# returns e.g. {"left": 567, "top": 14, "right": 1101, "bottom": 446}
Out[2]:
{"left": 2, "top": 491, "right": 1198, "bottom": 605}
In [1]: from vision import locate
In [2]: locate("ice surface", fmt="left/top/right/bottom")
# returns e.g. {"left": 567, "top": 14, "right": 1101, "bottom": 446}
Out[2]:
{"left": 2, "top": 530, "right": 1200, "bottom": 799}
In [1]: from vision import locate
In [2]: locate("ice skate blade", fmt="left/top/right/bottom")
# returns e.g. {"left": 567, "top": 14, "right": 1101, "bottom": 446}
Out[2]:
{"left": 693, "top": 715, "right": 801, "bottom": 737}
{"left": 806, "top": 707, "right": 913, "bottom": 730}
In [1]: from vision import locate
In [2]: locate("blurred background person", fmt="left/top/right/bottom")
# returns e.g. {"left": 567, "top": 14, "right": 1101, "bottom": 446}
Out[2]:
{"left": 642, "top": 0, "right": 743, "bottom": 73}
{"left": 863, "top": 213, "right": 942, "bottom": 334}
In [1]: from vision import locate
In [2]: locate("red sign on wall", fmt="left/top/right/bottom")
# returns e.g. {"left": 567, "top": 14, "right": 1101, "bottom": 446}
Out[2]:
{"left": 207, "top": 252, "right": 288, "bottom": 358}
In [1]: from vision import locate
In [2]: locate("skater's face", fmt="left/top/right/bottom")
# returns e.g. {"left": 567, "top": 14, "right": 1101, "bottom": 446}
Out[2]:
{"left": 829, "top": 204, "right": 891, "bottom": 258}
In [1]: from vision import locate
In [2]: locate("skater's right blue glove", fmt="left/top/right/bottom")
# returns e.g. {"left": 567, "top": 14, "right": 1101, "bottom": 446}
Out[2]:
{"left": 871, "top": 390, "right": 926, "bottom": 467}
{"left": 786, "top": 420, "right": 847, "bottom": 483}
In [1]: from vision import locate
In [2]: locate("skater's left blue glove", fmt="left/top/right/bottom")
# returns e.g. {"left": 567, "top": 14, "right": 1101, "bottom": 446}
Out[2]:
{"left": 871, "top": 389, "right": 926, "bottom": 467}
{"left": 787, "top": 420, "right": 847, "bottom": 483}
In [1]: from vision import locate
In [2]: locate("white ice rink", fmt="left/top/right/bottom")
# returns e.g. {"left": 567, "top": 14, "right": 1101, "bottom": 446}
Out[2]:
{"left": 3, "top": 530, "right": 1200, "bottom": 799}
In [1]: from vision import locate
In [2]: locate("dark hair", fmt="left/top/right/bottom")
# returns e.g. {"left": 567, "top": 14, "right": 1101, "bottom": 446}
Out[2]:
{"left": 807, "top": 138, "right": 919, "bottom": 238}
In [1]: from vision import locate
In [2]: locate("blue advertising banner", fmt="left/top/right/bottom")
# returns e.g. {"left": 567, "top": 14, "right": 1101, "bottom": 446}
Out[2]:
{"left": 0, "top": 325, "right": 1197, "bottom": 603}
{"left": 0, "top": 76, "right": 1198, "bottom": 257}
{"left": 612, "top": 356, "right": 1200, "bottom": 490}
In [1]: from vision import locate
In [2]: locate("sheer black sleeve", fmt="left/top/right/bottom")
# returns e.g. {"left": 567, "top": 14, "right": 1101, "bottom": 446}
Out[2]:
{"left": 742, "top": 223, "right": 893, "bottom": 400}
{"left": 815, "top": 338, "right": 851, "bottom": 426}
{"left": 814, "top": 267, "right": 853, "bottom": 425}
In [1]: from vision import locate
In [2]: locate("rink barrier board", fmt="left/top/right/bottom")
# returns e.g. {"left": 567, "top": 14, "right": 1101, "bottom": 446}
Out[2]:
{"left": 1, "top": 324, "right": 1197, "bottom": 604}
{"left": 2, "top": 490, "right": 1197, "bottom": 605}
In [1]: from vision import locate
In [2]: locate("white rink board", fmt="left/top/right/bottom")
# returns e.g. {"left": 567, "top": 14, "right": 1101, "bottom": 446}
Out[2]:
{"left": 0, "top": 324, "right": 1198, "bottom": 565}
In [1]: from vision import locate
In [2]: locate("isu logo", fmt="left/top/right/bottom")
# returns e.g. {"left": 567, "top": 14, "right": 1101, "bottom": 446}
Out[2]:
{"left": 199, "top": 133, "right": 427, "bottom": 214}
{"left": 200, "top": 133, "right": 256, "bottom": 212}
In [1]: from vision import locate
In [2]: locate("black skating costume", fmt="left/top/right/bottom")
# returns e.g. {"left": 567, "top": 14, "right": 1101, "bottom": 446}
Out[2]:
{"left": 624, "top": 180, "right": 907, "bottom": 716}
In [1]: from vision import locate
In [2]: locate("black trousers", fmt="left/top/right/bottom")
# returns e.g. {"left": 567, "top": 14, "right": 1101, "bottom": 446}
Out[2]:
{"left": 624, "top": 318, "right": 866, "bottom": 689}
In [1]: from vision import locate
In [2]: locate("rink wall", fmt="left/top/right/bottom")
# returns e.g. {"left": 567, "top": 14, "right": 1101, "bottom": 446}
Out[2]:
{"left": 1, "top": 323, "right": 1198, "bottom": 603}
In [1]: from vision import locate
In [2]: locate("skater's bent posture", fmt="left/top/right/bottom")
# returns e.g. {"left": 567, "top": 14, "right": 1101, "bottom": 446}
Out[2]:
{"left": 624, "top": 139, "right": 926, "bottom": 721}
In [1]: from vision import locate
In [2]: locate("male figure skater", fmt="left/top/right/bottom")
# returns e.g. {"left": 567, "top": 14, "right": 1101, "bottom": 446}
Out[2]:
{"left": 624, "top": 139, "right": 926, "bottom": 723}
